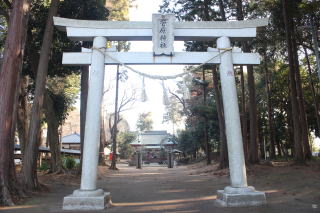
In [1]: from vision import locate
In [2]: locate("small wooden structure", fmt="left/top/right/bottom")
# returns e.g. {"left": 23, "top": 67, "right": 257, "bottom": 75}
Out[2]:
{"left": 130, "top": 130, "right": 175, "bottom": 163}
{"left": 61, "top": 132, "right": 81, "bottom": 150}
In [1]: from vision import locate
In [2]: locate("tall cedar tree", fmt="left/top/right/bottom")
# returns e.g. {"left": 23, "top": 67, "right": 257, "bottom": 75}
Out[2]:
{"left": 20, "top": 0, "right": 109, "bottom": 178}
{"left": 0, "top": 0, "right": 32, "bottom": 205}
{"left": 216, "top": 0, "right": 228, "bottom": 169}
{"left": 236, "top": 0, "right": 259, "bottom": 164}
{"left": 110, "top": 66, "right": 120, "bottom": 170}
{"left": 281, "top": 0, "right": 306, "bottom": 162}
{"left": 22, "top": 0, "right": 60, "bottom": 190}
{"left": 202, "top": 68, "right": 211, "bottom": 165}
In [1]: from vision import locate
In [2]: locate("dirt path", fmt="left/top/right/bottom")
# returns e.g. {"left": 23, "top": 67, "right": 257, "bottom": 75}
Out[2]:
{"left": 1, "top": 162, "right": 319, "bottom": 213}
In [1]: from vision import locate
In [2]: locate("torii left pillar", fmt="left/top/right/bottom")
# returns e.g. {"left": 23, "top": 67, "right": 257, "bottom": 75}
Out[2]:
{"left": 63, "top": 36, "right": 111, "bottom": 210}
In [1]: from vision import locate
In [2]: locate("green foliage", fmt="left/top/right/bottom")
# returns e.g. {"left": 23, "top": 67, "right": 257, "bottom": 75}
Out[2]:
{"left": 62, "top": 156, "right": 76, "bottom": 170}
{"left": 20, "top": 0, "right": 109, "bottom": 127}
{"left": 38, "top": 160, "right": 50, "bottom": 171}
{"left": 160, "top": 0, "right": 224, "bottom": 21}
{"left": 0, "top": 1, "right": 9, "bottom": 50}
{"left": 105, "top": 0, "right": 132, "bottom": 51}
{"left": 160, "top": 148, "right": 166, "bottom": 159}
{"left": 46, "top": 74, "right": 80, "bottom": 124}
{"left": 177, "top": 130, "right": 198, "bottom": 157}
{"left": 160, "top": 0, "right": 231, "bottom": 160}
{"left": 59, "top": 0, "right": 108, "bottom": 21}
{"left": 160, "top": 0, "right": 320, "bottom": 161}
{"left": 118, "top": 131, "right": 136, "bottom": 159}
{"left": 0, "top": 16, "right": 6, "bottom": 51}
{"left": 106, "top": 0, "right": 130, "bottom": 21}
{"left": 136, "top": 112, "right": 153, "bottom": 132}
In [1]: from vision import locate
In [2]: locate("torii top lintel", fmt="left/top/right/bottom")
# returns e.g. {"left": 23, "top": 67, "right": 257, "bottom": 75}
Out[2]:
{"left": 53, "top": 15, "right": 268, "bottom": 42}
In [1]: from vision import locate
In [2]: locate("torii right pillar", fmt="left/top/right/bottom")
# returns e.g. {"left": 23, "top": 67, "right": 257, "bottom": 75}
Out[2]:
{"left": 215, "top": 36, "right": 266, "bottom": 207}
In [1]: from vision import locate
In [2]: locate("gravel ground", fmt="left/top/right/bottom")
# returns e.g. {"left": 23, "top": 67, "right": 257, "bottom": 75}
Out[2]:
{"left": 1, "top": 161, "right": 319, "bottom": 213}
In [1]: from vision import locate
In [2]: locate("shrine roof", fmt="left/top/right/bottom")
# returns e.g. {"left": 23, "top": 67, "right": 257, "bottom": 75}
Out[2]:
{"left": 61, "top": 132, "right": 80, "bottom": 144}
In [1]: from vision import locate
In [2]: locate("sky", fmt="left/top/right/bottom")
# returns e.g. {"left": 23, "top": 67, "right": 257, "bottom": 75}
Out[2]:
{"left": 103, "top": 0, "right": 186, "bottom": 134}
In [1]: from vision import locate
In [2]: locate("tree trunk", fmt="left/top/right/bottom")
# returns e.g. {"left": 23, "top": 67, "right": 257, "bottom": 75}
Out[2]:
{"left": 246, "top": 63, "right": 260, "bottom": 164}
{"left": 0, "top": 0, "right": 31, "bottom": 205}
{"left": 218, "top": 0, "right": 226, "bottom": 21}
{"left": 310, "top": 11, "right": 320, "bottom": 80}
{"left": 202, "top": 68, "right": 211, "bottom": 165}
{"left": 99, "top": 111, "right": 106, "bottom": 166}
{"left": 286, "top": 99, "right": 294, "bottom": 158}
{"left": 110, "top": 66, "right": 120, "bottom": 170}
{"left": 204, "top": 117, "right": 211, "bottom": 164}
{"left": 79, "top": 66, "right": 89, "bottom": 173}
{"left": 236, "top": 0, "right": 259, "bottom": 164}
{"left": 212, "top": 67, "right": 228, "bottom": 169}
{"left": 44, "top": 91, "right": 62, "bottom": 173}
{"left": 258, "top": 116, "right": 265, "bottom": 159}
{"left": 22, "top": 0, "right": 60, "bottom": 190}
{"left": 215, "top": 0, "right": 228, "bottom": 169}
{"left": 303, "top": 46, "right": 320, "bottom": 135}
{"left": 236, "top": 0, "right": 259, "bottom": 163}
{"left": 239, "top": 66, "right": 249, "bottom": 161}
{"left": 236, "top": 0, "right": 244, "bottom": 21}
{"left": 282, "top": 0, "right": 304, "bottom": 162}
{"left": 263, "top": 54, "right": 276, "bottom": 159}
{"left": 292, "top": 39, "right": 311, "bottom": 159}
{"left": 17, "top": 75, "right": 29, "bottom": 155}
{"left": 202, "top": 0, "right": 214, "bottom": 166}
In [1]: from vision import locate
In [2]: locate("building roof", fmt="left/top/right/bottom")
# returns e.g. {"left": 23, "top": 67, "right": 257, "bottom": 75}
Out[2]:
{"left": 144, "top": 145, "right": 162, "bottom": 149}
{"left": 141, "top": 131, "right": 168, "bottom": 135}
{"left": 130, "top": 130, "right": 177, "bottom": 147}
{"left": 61, "top": 148, "right": 80, "bottom": 155}
{"left": 14, "top": 144, "right": 81, "bottom": 155}
{"left": 61, "top": 133, "right": 80, "bottom": 144}
{"left": 131, "top": 141, "right": 142, "bottom": 146}
{"left": 163, "top": 140, "right": 175, "bottom": 145}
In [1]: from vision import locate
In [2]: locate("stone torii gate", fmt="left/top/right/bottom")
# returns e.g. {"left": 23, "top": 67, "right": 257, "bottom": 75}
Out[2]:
{"left": 54, "top": 14, "right": 268, "bottom": 210}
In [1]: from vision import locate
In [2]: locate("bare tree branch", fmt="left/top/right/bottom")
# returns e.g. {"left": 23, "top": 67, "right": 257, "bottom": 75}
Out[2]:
{"left": 118, "top": 89, "right": 136, "bottom": 113}
{"left": 168, "top": 89, "right": 186, "bottom": 112}
{"left": 103, "top": 84, "right": 111, "bottom": 95}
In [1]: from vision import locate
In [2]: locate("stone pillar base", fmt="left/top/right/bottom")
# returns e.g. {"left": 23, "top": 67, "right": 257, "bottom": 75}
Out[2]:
{"left": 63, "top": 189, "right": 111, "bottom": 210}
{"left": 215, "top": 186, "right": 266, "bottom": 207}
